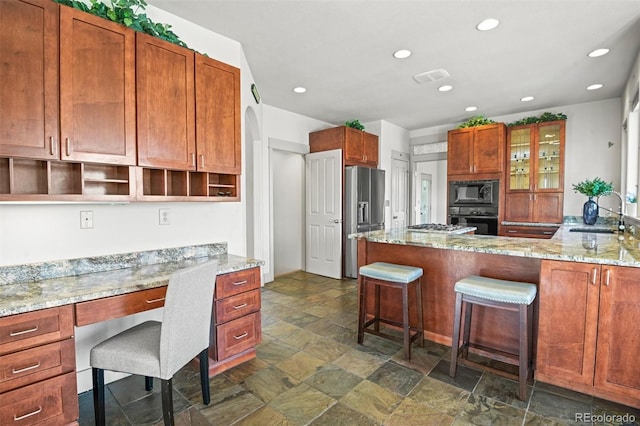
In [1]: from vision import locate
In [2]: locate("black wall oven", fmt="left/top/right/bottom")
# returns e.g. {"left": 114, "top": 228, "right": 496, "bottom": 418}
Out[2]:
{"left": 448, "top": 180, "right": 499, "bottom": 236}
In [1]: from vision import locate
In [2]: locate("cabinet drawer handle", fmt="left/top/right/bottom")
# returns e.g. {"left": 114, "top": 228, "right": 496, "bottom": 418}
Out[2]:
{"left": 191, "top": 152, "right": 196, "bottom": 167}
{"left": 233, "top": 332, "right": 249, "bottom": 340}
{"left": 200, "top": 154, "right": 205, "bottom": 168}
{"left": 12, "top": 362, "right": 41, "bottom": 374}
{"left": 232, "top": 280, "right": 248, "bottom": 286}
{"left": 591, "top": 268, "right": 597, "bottom": 285}
{"left": 604, "top": 269, "right": 610, "bottom": 286}
{"left": 9, "top": 326, "right": 38, "bottom": 337}
{"left": 14, "top": 406, "right": 42, "bottom": 421}
{"left": 507, "top": 230, "right": 517, "bottom": 233}
{"left": 232, "top": 303, "right": 248, "bottom": 310}
{"left": 65, "top": 138, "right": 70, "bottom": 156}
{"left": 49, "top": 136, "right": 55, "bottom": 156}
{"left": 145, "top": 297, "right": 165, "bottom": 304}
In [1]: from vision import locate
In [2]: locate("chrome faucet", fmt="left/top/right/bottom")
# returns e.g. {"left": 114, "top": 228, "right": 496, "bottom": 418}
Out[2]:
{"left": 598, "top": 191, "right": 625, "bottom": 231}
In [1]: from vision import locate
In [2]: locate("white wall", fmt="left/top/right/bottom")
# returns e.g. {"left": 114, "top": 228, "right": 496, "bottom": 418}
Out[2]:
{"left": 262, "top": 105, "right": 331, "bottom": 281}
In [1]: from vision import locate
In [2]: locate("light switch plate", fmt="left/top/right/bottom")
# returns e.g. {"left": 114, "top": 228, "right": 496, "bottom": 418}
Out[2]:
{"left": 159, "top": 208, "right": 170, "bottom": 225}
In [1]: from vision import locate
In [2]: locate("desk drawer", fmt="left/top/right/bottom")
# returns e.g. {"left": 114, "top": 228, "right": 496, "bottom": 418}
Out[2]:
{"left": 0, "top": 339, "right": 75, "bottom": 394}
{"left": 0, "top": 306, "right": 74, "bottom": 356}
{"left": 215, "top": 312, "right": 261, "bottom": 360}
{"left": 75, "top": 286, "right": 167, "bottom": 326}
{"left": 216, "top": 267, "right": 260, "bottom": 299}
{"left": 215, "top": 289, "right": 260, "bottom": 323}
{"left": 0, "top": 371, "right": 78, "bottom": 425}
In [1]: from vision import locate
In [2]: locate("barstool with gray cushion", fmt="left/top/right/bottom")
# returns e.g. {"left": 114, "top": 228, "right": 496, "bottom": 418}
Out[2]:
{"left": 91, "top": 260, "right": 218, "bottom": 426}
{"left": 357, "top": 262, "right": 424, "bottom": 360}
{"left": 449, "top": 275, "right": 537, "bottom": 400}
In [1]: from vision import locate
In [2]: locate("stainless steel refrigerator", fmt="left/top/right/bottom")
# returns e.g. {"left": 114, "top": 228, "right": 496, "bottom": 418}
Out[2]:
{"left": 344, "top": 166, "right": 385, "bottom": 278}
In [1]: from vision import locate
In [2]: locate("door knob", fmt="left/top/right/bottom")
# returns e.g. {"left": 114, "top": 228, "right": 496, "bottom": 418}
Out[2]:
{"left": 333, "top": 219, "right": 340, "bottom": 223}
{"left": 393, "top": 216, "right": 398, "bottom": 219}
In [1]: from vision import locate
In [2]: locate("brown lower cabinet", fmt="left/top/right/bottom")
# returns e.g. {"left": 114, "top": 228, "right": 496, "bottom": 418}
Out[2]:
{"left": 499, "top": 225, "right": 558, "bottom": 239}
{"left": 537, "top": 260, "right": 640, "bottom": 408}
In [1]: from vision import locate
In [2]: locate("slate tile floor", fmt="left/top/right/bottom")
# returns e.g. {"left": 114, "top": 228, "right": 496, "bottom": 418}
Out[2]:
{"left": 78, "top": 271, "right": 640, "bottom": 425}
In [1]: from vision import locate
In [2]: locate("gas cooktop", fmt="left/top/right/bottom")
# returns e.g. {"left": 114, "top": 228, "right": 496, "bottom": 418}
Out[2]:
{"left": 406, "top": 223, "right": 471, "bottom": 233}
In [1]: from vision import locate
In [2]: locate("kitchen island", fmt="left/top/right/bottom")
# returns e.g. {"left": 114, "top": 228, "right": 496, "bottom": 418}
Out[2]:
{"left": 352, "top": 225, "right": 640, "bottom": 408}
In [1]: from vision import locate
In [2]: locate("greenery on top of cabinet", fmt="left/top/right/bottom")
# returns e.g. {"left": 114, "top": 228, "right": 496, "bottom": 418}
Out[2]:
{"left": 55, "top": 0, "right": 188, "bottom": 48}
{"left": 507, "top": 112, "right": 568, "bottom": 127}
{"left": 457, "top": 115, "right": 496, "bottom": 128}
{"left": 345, "top": 120, "right": 365, "bottom": 131}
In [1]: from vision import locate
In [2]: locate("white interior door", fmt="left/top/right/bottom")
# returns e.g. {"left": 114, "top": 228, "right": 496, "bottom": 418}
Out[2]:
{"left": 305, "top": 149, "right": 342, "bottom": 279}
{"left": 391, "top": 157, "right": 409, "bottom": 229}
{"left": 420, "top": 173, "right": 432, "bottom": 224}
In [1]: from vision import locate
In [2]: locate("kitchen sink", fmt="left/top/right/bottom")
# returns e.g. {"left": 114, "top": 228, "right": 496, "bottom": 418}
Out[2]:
{"left": 569, "top": 227, "right": 616, "bottom": 234}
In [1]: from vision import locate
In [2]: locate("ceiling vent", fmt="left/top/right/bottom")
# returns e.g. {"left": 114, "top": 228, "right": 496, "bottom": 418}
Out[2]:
{"left": 413, "top": 68, "right": 450, "bottom": 84}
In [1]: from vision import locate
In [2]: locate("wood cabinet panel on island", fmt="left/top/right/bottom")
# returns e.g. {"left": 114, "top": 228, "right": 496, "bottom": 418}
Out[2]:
{"left": 447, "top": 123, "right": 506, "bottom": 177}
{"left": 537, "top": 260, "right": 640, "bottom": 407}
{"left": 310, "top": 126, "right": 379, "bottom": 167}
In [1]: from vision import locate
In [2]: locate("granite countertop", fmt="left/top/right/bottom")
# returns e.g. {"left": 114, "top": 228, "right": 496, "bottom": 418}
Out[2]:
{"left": 0, "top": 244, "right": 263, "bottom": 317}
{"left": 350, "top": 224, "right": 640, "bottom": 268}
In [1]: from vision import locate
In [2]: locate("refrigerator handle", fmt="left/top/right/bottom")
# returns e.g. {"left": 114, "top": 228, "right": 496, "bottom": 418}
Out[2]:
{"left": 359, "top": 201, "right": 369, "bottom": 224}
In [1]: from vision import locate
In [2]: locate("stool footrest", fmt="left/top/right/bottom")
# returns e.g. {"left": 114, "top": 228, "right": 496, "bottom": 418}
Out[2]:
{"left": 458, "top": 342, "right": 519, "bottom": 367}
{"left": 362, "top": 318, "right": 422, "bottom": 345}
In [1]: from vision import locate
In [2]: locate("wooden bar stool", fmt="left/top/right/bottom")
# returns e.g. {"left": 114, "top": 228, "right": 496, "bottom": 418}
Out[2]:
{"left": 357, "top": 262, "right": 424, "bottom": 360}
{"left": 449, "top": 275, "right": 537, "bottom": 400}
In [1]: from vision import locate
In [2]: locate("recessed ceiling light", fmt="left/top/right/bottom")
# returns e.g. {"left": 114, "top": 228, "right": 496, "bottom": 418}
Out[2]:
{"left": 393, "top": 49, "right": 412, "bottom": 59}
{"left": 465, "top": 106, "right": 477, "bottom": 112}
{"left": 588, "top": 48, "right": 610, "bottom": 58}
{"left": 521, "top": 96, "right": 534, "bottom": 102}
{"left": 293, "top": 86, "right": 306, "bottom": 93}
{"left": 476, "top": 18, "right": 500, "bottom": 31}
{"left": 438, "top": 85, "right": 453, "bottom": 92}
{"left": 587, "top": 83, "right": 603, "bottom": 90}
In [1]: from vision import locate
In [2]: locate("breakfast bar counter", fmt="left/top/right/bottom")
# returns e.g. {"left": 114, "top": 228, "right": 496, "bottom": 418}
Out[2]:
{"left": 352, "top": 225, "right": 640, "bottom": 408}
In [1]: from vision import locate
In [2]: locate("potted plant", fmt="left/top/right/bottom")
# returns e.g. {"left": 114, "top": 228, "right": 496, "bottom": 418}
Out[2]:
{"left": 627, "top": 189, "right": 637, "bottom": 217}
{"left": 572, "top": 177, "right": 614, "bottom": 225}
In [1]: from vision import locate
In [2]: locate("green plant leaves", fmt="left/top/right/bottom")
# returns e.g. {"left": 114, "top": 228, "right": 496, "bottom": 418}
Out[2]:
{"left": 55, "top": 0, "right": 188, "bottom": 48}
{"left": 457, "top": 115, "right": 496, "bottom": 128}
{"left": 507, "top": 112, "right": 567, "bottom": 127}
{"left": 572, "top": 177, "right": 614, "bottom": 197}
{"left": 345, "top": 120, "right": 365, "bottom": 131}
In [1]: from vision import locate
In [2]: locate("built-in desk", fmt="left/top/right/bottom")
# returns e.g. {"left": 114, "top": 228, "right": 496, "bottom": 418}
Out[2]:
{"left": 0, "top": 244, "right": 263, "bottom": 425}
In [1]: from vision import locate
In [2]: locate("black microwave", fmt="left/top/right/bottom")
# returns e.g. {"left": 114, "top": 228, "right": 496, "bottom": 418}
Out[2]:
{"left": 449, "top": 180, "right": 499, "bottom": 206}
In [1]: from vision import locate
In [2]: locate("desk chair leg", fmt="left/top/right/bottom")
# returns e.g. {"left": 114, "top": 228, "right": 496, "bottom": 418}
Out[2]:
{"left": 92, "top": 367, "right": 106, "bottom": 426}
{"left": 145, "top": 376, "right": 153, "bottom": 391}
{"left": 449, "top": 292, "right": 463, "bottom": 377}
{"left": 161, "top": 378, "right": 174, "bottom": 426}
{"left": 199, "top": 349, "right": 211, "bottom": 404}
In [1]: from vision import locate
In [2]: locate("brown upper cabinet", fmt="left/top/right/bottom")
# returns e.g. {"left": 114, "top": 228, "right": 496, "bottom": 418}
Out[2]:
{"left": 59, "top": 6, "right": 136, "bottom": 165}
{"left": 309, "top": 126, "right": 379, "bottom": 167}
{"left": 136, "top": 32, "right": 196, "bottom": 170}
{"left": 0, "top": 0, "right": 59, "bottom": 160}
{"left": 504, "top": 120, "right": 565, "bottom": 223}
{"left": 195, "top": 54, "right": 241, "bottom": 174}
{"left": 447, "top": 123, "right": 506, "bottom": 177}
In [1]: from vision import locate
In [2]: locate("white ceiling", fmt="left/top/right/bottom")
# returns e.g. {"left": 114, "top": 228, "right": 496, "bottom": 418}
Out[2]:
{"left": 149, "top": 0, "right": 640, "bottom": 130}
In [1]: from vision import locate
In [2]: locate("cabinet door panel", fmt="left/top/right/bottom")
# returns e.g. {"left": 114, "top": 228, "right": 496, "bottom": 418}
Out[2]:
{"left": 447, "top": 129, "right": 473, "bottom": 175}
{"left": 533, "top": 192, "right": 563, "bottom": 223}
{"left": 595, "top": 266, "right": 640, "bottom": 395}
{"left": 137, "top": 33, "right": 195, "bottom": 170}
{"left": 537, "top": 260, "right": 599, "bottom": 386}
{"left": 59, "top": 6, "right": 136, "bottom": 165}
{"left": 0, "top": 0, "right": 58, "bottom": 159}
{"left": 195, "top": 55, "right": 240, "bottom": 174}
{"left": 473, "top": 125, "right": 504, "bottom": 174}
{"left": 362, "top": 132, "right": 378, "bottom": 166}
{"left": 504, "top": 193, "right": 532, "bottom": 222}
{"left": 344, "top": 127, "right": 364, "bottom": 164}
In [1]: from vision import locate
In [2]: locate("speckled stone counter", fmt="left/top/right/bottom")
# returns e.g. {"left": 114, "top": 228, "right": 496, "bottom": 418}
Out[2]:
{"left": 351, "top": 224, "right": 640, "bottom": 268}
{"left": 0, "top": 243, "right": 263, "bottom": 317}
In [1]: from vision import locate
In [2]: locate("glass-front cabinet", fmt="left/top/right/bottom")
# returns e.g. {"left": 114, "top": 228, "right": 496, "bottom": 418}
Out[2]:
{"left": 504, "top": 120, "right": 565, "bottom": 226}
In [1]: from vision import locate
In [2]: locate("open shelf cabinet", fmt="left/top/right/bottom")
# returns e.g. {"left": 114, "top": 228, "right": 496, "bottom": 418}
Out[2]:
{"left": 136, "top": 167, "right": 239, "bottom": 201}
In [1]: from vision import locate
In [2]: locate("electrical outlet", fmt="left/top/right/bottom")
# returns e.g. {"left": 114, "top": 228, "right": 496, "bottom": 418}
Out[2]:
{"left": 159, "top": 208, "right": 170, "bottom": 225}
{"left": 80, "top": 211, "right": 93, "bottom": 229}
